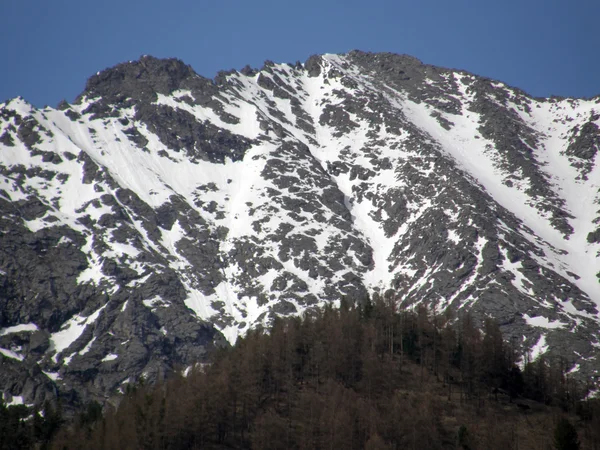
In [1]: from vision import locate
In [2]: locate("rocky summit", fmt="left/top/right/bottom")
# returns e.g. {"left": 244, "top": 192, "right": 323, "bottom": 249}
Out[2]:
{"left": 0, "top": 51, "right": 599, "bottom": 409}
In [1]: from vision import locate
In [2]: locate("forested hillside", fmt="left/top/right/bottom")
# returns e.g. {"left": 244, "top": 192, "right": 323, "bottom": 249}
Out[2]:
{"left": 9, "top": 299, "right": 589, "bottom": 449}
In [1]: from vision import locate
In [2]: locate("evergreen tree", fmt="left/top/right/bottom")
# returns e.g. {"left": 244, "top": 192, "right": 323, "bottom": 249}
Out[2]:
{"left": 553, "top": 418, "right": 580, "bottom": 450}
{"left": 46, "top": 298, "right": 591, "bottom": 450}
{"left": 0, "top": 400, "right": 32, "bottom": 450}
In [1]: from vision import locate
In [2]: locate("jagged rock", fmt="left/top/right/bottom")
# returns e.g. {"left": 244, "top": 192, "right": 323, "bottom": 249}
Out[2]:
{"left": 0, "top": 51, "right": 599, "bottom": 411}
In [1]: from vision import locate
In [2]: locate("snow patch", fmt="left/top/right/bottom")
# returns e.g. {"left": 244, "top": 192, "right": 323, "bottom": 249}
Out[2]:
{"left": 143, "top": 296, "right": 165, "bottom": 309}
{"left": 43, "top": 371, "right": 61, "bottom": 382}
{"left": 102, "top": 353, "right": 118, "bottom": 362}
{"left": 5, "top": 395, "right": 24, "bottom": 406}
{"left": 0, "top": 347, "right": 24, "bottom": 361}
{"left": 48, "top": 303, "right": 107, "bottom": 362}
{"left": 529, "top": 334, "right": 549, "bottom": 361}
{"left": 523, "top": 314, "right": 566, "bottom": 329}
{"left": 0, "top": 323, "right": 38, "bottom": 336}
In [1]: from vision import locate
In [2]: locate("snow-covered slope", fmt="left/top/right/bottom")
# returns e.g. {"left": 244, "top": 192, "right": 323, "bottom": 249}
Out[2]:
{"left": 0, "top": 52, "right": 599, "bottom": 407}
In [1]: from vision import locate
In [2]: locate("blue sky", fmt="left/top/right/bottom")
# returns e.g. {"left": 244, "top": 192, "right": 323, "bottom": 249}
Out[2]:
{"left": 1, "top": 0, "right": 598, "bottom": 107}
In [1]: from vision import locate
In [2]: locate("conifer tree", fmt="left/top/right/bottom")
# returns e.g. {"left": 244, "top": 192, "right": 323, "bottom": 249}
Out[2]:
{"left": 553, "top": 418, "right": 580, "bottom": 450}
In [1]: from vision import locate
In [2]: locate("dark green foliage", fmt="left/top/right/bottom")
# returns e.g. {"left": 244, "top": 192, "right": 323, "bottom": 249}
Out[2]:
{"left": 0, "top": 399, "right": 63, "bottom": 450}
{"left": 360, "top": 296, "right": 374, "bottom": 321}
{"left": 553, "top": 418, "right": 580, "bottom": 450}
{"left": 457, "top": 425, "right": 471, "bottom": 450}
{"left": 507, "top": 366, "right": 525, "bottom": 399}
{"left": 78, "top": 401, "right": 103, "bottom": 428}
{"left": 36, "top": 401, "right": 64, "bottom": 447}
{"left": 0, "top": 400, "right": 32, "bottom": 450}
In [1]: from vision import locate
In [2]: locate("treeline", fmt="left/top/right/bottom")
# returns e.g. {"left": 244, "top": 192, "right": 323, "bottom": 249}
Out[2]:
{"left": 0, "top": 399, "right": 64, "bottom": 450}
{"left": 4, "top": 298, "right": 600, "bottom": 449}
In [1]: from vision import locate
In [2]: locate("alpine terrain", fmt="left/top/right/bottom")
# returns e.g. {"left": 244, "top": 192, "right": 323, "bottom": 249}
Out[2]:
{"left": 0, "top": 51, "right": 599, "bottom": 409}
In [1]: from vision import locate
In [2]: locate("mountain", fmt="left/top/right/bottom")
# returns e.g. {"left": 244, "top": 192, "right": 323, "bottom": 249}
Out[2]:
{"left": 0, "top": 51, "right": 599, "bottom": 408}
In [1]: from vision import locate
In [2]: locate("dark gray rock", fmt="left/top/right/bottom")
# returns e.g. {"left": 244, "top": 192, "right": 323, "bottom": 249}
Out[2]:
{"left": 0, "top": 51, "right": 599, "bottom": 411}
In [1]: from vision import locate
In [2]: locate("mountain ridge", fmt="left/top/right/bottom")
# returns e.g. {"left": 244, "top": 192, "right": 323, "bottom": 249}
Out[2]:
{"left": 0, "top": 51, "right": 599, "bottom": 408}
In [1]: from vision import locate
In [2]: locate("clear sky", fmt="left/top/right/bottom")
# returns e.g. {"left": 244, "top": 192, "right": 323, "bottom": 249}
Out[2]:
{"left": 1, "top": 0, "right": 598, "bottom": 107}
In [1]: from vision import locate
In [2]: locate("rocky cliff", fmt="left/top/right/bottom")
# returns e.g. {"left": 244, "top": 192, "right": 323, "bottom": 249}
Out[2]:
{"left": 0, "top": 51, "right": 599, "bottom": 408}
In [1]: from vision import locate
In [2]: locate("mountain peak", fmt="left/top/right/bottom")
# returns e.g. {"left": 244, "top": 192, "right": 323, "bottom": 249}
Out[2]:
{"left": 80, "top": 55, "right": 199, "bottom": 104}
{"left": 1, "top": 51, "right": 599, "bottom": 409}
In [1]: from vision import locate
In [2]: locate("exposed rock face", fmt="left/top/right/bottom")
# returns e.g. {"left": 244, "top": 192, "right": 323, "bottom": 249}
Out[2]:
{"left": 0, "top": 52, "right": 599, "bottom": 408}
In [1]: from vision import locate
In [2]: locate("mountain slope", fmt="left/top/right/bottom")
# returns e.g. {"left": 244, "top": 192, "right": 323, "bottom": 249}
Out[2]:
{"left": 0, "top": 51, "right": 599, "bottom": 407}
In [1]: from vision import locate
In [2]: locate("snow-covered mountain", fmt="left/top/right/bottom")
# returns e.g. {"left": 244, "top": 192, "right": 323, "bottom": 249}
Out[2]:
{"left": 1, "top": 51, "right": 599, "bottom": 407}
